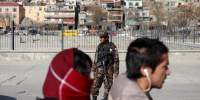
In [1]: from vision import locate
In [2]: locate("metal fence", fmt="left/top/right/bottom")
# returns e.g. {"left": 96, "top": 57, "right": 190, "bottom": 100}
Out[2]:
{"left": 1, "top": 27, "right": 200, "bottom": 52}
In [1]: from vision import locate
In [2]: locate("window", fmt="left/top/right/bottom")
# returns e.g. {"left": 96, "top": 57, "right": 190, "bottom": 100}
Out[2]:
{"left": 109, "top": 16, "right": 121, "bottom": 20}
{"left": 171, "top": 2, "right": 175, "bottom": 6}
{"left": 13, "top": 15, "right": 16, "bottom": 18}
{"left": 69, "top": 6, "right": 73, "bottom": 9}
{"left": 129, "top": 2, "right": 133, "bottom": 7}
{"left": 178, "top": 3, "right": 182, "bottom": 6}
{"left": 6, "top": 15, "right": 10, "bottom": 18}
{"left": 13, "top": 8, "right": 16, "bottom": 12}
{"left": 39, "top": 7, "right": 42, "bottom": 11}
{"left": 166, "top": 2, "right": 169, "bottom": 6}
{"left": 5, "top": 8, "right": 9, "bottom": 12}
{"left": 135, "top": 12, "right": 139, "bottom": 16}
{"left": 68, "top": 1, "right": 74, "bottom": 4}
{"left": 0, "top": 8, "right": 2, "bottom": 12}
{"left": 107, "top": 3, "right": 114, "bottom": 8}
{"left": 135, "top": 2, "right": 139, "bottom": 6}
{"left": 142, "top": 12, "right": 146, "bottom": 17}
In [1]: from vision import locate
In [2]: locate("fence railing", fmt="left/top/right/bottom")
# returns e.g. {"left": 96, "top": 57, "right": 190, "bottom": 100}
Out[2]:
{"left": 1, "top": 27, "right": 200, "bottom": 52}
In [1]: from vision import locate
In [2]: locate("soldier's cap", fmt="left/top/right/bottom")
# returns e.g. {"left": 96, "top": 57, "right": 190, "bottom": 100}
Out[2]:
{"left": 99, "top": 31, "right": 109, "bottom": 38}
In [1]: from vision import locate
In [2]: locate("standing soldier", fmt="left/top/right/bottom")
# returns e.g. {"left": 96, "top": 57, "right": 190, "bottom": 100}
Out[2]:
{"left": 91, "top": 31, "right": 119, "bottom": 100}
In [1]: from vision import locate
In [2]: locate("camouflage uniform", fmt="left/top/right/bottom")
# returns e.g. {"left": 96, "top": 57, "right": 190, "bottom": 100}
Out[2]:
{"left": 91, "top": 40, "right": 119, "bottom": 100}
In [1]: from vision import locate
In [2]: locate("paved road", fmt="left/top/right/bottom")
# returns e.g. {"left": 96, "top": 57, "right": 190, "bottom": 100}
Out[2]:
{"left": 0, "top": 53, "right": 200, "bottom": 100}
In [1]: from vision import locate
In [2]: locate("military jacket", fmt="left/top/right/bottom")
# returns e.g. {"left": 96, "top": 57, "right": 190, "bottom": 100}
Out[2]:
{"left": 94, "top": 41, "right": 119, "bottom": 75}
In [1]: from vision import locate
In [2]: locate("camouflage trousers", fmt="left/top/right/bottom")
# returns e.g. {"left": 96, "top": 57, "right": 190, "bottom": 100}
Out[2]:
{"left": 91, "top": 65, "right": 114, "bottom": 96}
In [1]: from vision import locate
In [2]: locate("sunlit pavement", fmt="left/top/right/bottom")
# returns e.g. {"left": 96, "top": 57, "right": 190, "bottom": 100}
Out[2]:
{"left": 0, "top": 53, "right": 200, "bottom": 100}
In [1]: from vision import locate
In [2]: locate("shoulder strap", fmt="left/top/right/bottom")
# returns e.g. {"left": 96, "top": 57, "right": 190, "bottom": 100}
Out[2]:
{"left": 109, "top": 42, "right": 116, "bottom": 50}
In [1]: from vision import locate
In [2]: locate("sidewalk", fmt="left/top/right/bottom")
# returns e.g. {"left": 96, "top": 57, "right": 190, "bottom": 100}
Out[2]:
{"left": 0, "top": 53, "right": 200, "bottom": 100}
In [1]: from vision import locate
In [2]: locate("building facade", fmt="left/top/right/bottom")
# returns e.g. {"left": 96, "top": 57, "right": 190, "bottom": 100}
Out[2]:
{"left": 24, "top": 6, "right": 45, "bottom": 24}
{"left": 45, "top": 0, "right": 57, "bottom": 4}
{"left": 0, "top": 2, "right": 25, "bottom": 27}
{"left": 124, "top": 0, "right": 151, "bottom": 28}
{"left": 44, "top": 0, "right": 76, "bottom": 29}
{"left": 98, "top": 0, "right": 124, "bottom": 29}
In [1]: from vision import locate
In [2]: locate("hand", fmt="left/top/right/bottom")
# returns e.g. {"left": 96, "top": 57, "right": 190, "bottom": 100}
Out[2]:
{"left": 113, "top": 74, "right": 118, "bottom": 79}
{"left": 91, "top": 64, "right": 97, "bottom": 72}
{"left": 90, "top": 71, "right": 95, "bottom": 79}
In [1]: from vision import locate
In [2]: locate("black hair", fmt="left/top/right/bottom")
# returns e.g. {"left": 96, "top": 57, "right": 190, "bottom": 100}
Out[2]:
{"left": 99, "top": 31, "right": 109, "bottom": 39}
{"left": 126, "top": 38, "right": 169, "bottom": 80}
{"left": 73, "top": 48, "right": 92, "bottom": 77}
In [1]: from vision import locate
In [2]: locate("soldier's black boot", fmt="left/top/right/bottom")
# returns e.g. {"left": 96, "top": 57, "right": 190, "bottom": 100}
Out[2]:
{"left": 92, "top": 96, "right": 97, "bottom": 100}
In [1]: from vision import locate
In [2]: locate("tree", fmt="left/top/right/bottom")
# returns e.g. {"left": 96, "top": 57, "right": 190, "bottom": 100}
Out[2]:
{"left": 85, "top": 4, "right": 107, "bottom": 29}
{"left": 21, "top": 17, "right": 33, "bottom": 28}
{"left": 126, "top": 8, "right": 140, "bottom": 20}
{"left": 45, "top": 24, "right": 58, "bottom": 30}
{"left": 146, "top": 0, "right": 167, "bottom": 26}
{"left": 169, "top": 4, "right": 196, "bottom": 27}
{"left": 21, "top": 17, "right": 45, "bottom": 30}
{"left": 0, "top": 15, "right": 5, "bottom": 19}
{"left": 0, "top": 15, "right": 7, "bottom": 30}
{"left": 124, "top": 7, "right": 140, "bottom": 27}
{"left": 0, "top": 14, "right": 12, "bottom": 27}
{"left": 192, "top": 5, "right": 200, "bottom": 25}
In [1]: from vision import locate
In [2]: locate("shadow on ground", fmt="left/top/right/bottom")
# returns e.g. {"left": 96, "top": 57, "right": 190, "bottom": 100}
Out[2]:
{"left": 0, "top": 95, "right": 16, "bottom": 100}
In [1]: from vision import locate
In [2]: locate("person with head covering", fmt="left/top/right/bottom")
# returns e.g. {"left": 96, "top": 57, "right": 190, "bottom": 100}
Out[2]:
{"left": 41, "top": 48, "right": 93, "bottom": 100}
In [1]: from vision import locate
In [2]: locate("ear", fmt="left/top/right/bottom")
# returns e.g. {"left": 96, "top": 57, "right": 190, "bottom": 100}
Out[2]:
{"left": 140, "top": 67, "right": 147, "bottom": 77}
{"left": 140, "top": 67, "right": 146, "bottom": 76}
{"left": 140, "top": 66, "right": 152, "bottom": 77}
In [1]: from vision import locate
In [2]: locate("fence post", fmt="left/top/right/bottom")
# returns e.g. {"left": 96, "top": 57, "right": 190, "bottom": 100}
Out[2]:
{"left": 193, "top": 29, "right": 196, "bottom": 44}
{"left": 182, "top": 33, "right": 185, "bottom": 43}
{"left": 12, "top": 21, "right": 15, "bottom": 50}
{"left": 61, "top": 20, "right": 64, "bottom": 50}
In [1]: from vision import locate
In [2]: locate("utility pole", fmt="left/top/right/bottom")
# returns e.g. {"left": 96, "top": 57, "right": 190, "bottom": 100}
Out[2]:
{"left": 75, "top": 2, "right": 80, "bottom": 29}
